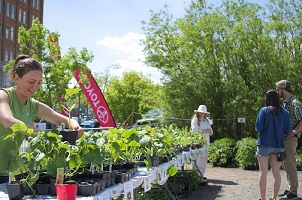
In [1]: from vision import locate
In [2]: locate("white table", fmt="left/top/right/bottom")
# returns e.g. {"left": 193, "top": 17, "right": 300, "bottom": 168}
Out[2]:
{"left": 0, "top": 148, "right": 207, "bottom": 200}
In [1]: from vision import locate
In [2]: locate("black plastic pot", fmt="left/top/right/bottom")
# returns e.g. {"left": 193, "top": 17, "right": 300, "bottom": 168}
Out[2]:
{"left": 36, "top": 184, "right": 50, "bottom": 195}
{"left": 60, "top": 130, "right": 78, "bottom": 145}
{"left": 79, "top": 181, "right": 97, "bottom": 196}
{"left": 115, "top": 172, "right": 126, "bottom": 184}
{"left": 6, "top": 181, "right": 24, "bottom": 200}
{"left": 150, "top": 156, "right": 160, "bottom": 166}
{"left": 23, "top": 183, "right": 35, "bottom": 195}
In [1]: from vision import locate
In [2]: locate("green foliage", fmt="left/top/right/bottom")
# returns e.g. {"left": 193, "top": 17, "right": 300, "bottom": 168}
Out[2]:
{"left": 104, "top": 71, "right": 163, "bottom": 125}
{"left": 137, "top": 189, "right": 170, "bottom": 200}
{"left": 142, "top": 0, "right": 302, "bottom": 141}
{"left": 62, "top": 87, "right": 81, "bottom": 129}
{"left": 4, "top": 19, "right": 93, "bottom": 110}
{"left": 168, "top": 170, "right": 202, "bottom": 194}
{"left": 235, "top": 138, "right": 258, "bottom": 169}
{"left": 208, "top": 138, "right": 237, "bottom": 166}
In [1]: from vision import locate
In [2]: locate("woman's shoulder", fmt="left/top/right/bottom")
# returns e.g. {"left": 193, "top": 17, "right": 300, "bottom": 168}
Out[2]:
{"left": 0, "top": 87, "right": 13, "bottom": 99}
{"left": 260, "top": 106, "right": 270, "bottom": 112}
{"left": 1, "top": 87, "right": 13, "bottom": 93}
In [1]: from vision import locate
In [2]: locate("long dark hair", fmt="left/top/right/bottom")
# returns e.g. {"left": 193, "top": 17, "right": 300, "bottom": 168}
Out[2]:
{"left": 265, "top": 89, "right": 282, "bottom": 115}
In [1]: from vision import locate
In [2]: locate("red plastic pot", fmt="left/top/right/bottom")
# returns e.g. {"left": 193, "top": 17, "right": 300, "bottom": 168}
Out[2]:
{"left": 56, "top": 183, "right": 77, "bottom": 200}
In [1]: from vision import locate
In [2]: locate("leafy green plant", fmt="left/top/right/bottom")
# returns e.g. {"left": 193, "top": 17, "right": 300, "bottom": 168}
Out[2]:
{"left": 76, "top": 131, "right": 107, "bottom": 171}
{"left": 208, "top": 138, "right": 237, "bottom": 166}
{"left": 62, "top": 87, "right": 81, "bottom": 130}
{"left": 5, "top": 123, "right": 39, "bottom": 195}
{"left": 235, "top": 138, "right": 258, "bottom": 169}
{"left": 119, "top": 129, "right": 141, "bottom": 163}
{"left": 102, "top": 129, "right": 122, "bottom": 168}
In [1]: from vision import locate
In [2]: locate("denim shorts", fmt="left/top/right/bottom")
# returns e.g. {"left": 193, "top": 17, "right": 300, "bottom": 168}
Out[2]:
{"left": 256, "top": 146, "right": 281, "bottom": 157}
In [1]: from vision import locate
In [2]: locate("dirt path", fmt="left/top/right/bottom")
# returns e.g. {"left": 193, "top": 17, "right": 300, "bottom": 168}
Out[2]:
{"left": 181, "top": 163, "right": 302, "bottom": 200}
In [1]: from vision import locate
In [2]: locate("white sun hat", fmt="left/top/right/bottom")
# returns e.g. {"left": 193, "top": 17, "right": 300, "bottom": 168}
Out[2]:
{"left": 194, "top": 105, "right": 210, "bottom": 114}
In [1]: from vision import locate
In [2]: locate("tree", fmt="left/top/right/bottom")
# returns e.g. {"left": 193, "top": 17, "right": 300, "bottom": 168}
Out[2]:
{"left": 4, "top": 19, "right": 94, "bottom": 111}
{"left": 104, "top": 71, "right": 162, "bottom": 126}
{"left": 142, "top": 0, "right": 302, "bottom": 139}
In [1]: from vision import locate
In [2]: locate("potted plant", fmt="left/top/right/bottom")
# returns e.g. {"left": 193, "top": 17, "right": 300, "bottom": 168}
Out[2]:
{"left": 6, "top": 179, "right": 25, "bottom": 200}
{"left": 208, "top": 138, "right": 237, "bottom": 167}
{"left": 60, "top": 87, "right": 81, "bottom": 145}
{"left": 4, "top": 123, "right": 38, "bottom": 198}
{"left": 235, "top": 138, "right": 258, "bottom": 170}
{"left": 138, "top": 126, "right": 174, "bottom": 170}
{"left": 75, "top": 131, "right": 107, "bottom": 195}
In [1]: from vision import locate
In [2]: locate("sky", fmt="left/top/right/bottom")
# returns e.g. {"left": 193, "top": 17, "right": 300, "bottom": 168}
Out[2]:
{"left": 43, "top": 0, "right": 269, "bottom": 84}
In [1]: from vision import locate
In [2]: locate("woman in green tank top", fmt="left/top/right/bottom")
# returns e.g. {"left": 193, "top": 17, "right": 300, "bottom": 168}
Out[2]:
{"left": 0, "top": 55, "right": 84, "bottom": 183}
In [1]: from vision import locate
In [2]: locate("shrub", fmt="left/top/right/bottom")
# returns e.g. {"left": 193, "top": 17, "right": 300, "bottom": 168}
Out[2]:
{"left": 235, "top": 138, "right": 258, "bottom": 169}
{"left": 208, "top": 138, "right": 237, "bottom": 166}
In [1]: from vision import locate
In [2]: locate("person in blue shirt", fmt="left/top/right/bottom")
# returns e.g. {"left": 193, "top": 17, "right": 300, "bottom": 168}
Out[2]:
{"left": 255, "top": 89, "right": 292, "bottom": 200}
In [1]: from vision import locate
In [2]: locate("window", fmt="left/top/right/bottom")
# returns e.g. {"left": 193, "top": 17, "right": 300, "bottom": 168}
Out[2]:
{"left": 11, "top": 5, "right": 15, "bottom": 19}
{"left": 6, "top": 3, "right": 10, "bottom": 17}
{"left": 33, "top": 0, "right": 40, "bottom": 10}
{"left": 5, "top": 25, "right": 15, "bottom": 41}
{"left": 4, "top": 50, "right": 14, "bottom": 62}
{"left": 19, "top": 9, "right": 22, "bottom": 22}
{"left": 9, "top": 51, "right": 14, "bottom": 60}
{"left": 5, "top": 25, "right": 9, "bottom": 39}
{"left": 6, "top": 3, "right": 16, "bottom": 19}
{"left": 5, "top": 50, "right": 9, "bottom": 62}
{"left": 22, "top": 11, "right": 27, "bottom": 24}
{"left": 19, "top": 9, "right": 27, "bottom": 24}
{"left": 21, "top": 0, "right": 27, "bottom": 4}
{"left": 10, "top": 27, "right": 14, "bottom": 41}
{"left": 0, "top": 23, "right": 2, "bottom": 36}
{"left": 3, "top": 72, "right": 13, "bottom": 87}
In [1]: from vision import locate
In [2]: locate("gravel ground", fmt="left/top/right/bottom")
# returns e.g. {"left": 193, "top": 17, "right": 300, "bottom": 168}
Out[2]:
{"left": 180, "top": 163, "right": 302, "bottom": 200}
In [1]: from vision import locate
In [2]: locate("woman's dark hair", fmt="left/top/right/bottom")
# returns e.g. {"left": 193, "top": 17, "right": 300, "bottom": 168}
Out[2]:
{"left": 195, "top": 112, "right": 209, "bottom": 126}
{"left": 9, "top": 55, "right": 43, "bottom": 81}
{"left": 265, "top": 89, "right": 282, "bottom": 115}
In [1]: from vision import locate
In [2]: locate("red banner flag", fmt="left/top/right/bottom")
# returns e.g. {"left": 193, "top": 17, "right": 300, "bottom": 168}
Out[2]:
{"left": 74, "top": 70, "right": 116, "bottom": 128}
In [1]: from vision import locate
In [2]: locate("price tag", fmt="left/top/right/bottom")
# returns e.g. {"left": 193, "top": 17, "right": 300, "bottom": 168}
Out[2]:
{"left": 144, "top": 177, "right": 151, "bottom": 192}
{"left": 124, "top": 180, "right": 133, "bottom": 200}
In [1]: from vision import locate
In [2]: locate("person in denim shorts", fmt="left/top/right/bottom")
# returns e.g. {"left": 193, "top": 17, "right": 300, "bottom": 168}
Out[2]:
{"left": 256, "top": 90, "right": 292, "bottom": 200}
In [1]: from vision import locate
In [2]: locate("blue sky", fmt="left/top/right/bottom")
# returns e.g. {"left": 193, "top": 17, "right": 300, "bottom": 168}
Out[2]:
{"left": 43, "top": 0, "right": 268, "bottom": 83}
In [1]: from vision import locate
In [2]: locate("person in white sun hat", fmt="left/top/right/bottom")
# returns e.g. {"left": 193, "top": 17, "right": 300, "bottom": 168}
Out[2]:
{"left": 191, "top": 104, "right": 213, "bottom": 177}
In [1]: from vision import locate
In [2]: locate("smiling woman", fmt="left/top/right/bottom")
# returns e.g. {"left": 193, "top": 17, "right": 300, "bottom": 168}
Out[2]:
{"left": 0, "top": 55, "right": 84, "bottom": 184}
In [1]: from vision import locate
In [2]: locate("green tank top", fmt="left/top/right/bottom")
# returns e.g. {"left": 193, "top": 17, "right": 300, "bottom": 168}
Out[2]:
{"left": 0, "top": 87, "right": 39, "bottom": 176}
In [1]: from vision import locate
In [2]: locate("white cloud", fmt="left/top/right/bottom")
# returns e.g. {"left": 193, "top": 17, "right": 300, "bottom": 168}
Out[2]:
{"left": 97, "top": 32, "right": 145, "bottom": 61}
{"left": 96, "top": 32, "right": 162, "bottom": 83}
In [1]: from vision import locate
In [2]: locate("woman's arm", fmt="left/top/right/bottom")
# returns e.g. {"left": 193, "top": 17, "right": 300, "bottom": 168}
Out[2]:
{"left": 37, "top": 102, "right": 84, "bottom": 138}
{"left": 0, "top": 90, "right": 38, "bottom": 134}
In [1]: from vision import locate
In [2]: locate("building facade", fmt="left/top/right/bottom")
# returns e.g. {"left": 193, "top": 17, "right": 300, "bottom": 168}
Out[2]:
{"left": 0, "top": 0, "right": 44, "bottom": 88}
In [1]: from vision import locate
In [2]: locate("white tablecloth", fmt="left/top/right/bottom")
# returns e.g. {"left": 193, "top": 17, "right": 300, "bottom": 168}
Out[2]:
{"left": 0, "top": 148, "right": 207, "bottom": 199}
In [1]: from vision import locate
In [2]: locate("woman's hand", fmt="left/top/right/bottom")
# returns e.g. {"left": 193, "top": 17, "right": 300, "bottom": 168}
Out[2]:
{"left": 69, "top": 119, "right": 84, "bottom": 139}
{"left": 202, "top": 129, "right": 213, "bottom": 135}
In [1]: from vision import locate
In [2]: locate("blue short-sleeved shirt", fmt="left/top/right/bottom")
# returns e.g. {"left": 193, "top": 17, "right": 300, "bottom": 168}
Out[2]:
{"left": 255, "top": 106, "right": 292, "bottom": 148}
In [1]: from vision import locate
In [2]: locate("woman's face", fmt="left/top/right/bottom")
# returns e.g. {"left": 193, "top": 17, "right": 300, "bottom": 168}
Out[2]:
{"left": 15, "top": 70, "right": 43, "bottom": 98}
{"left": 197, "top": 112, "right": 206, "bottom": 118}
